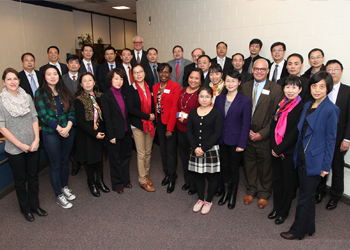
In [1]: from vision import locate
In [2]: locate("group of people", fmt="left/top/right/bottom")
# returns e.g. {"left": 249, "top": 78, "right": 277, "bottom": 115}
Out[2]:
{"left": 1, "top": 36, "right": 348, "bottom": 241}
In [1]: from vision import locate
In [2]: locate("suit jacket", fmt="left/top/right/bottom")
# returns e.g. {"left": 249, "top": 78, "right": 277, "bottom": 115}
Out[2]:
{"left": 268, "top": 60, "right": 289, "bottom": 81}
{"left": 203, "top": 73, "right": 210, "bottom": 85}
{"left": 131, "top": 50, "right": 148, "bottom": 67}
{"left": 210, "top": 56, "right": 233, "bottom": 76}
{"left": 334, "top": 83, "right": 350, "bottom": 146}
{"left": 79, "top": 60, "right": 99, "bottom": 79}
{"left": 62, "top": 73, "right": 79, "bottom": 98}
{"left": 182, "top": 63, "right": 196, "bottom": 88}
{"left": 116, "top": 64, "right": 132, "bottom": 86}
{"left": 241, "top": 79, "right": 284, "bottom": 139}
{"left": 19, "top": 70, "right": 41, "bottom": 99}
{"left": 153, "top": 80, "right": 181, "bottom": 132}
{"left": 100, "top": 89, "right": 131, "bottom": 140}
{"left": 293, "top": 98, "right": 339, "bottom": 175}
{"left": 301, "top": 64, "right": 326, "bottom": 80}
{"left": 214, "top": 92, "right": 252, "bottom": 149}
{"left": 39, "top": 62, "right": 68, "bottom": 75}
{"left": 167, "top": 58, "right": 192, "bottom": 87}
{"left": 144, "top": 62, "right": 161, "bottom": 92}
{"left": 243, "top": 55, "right": 271, "bottom": 72}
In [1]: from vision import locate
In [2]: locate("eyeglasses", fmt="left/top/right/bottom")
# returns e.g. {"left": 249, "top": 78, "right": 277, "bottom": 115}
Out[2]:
{"left": 272, "top": 49, "right": 284, "bottom": 53}
{"left": 217, "top": 46, "right": 226, "bottom": 50}
{"left": 133, "top": 71, "right": 144, "bottom": 75}
{"left": 327, "top": 68, "right": 341, "bottom": 73}
{"left": 310, "top": 56, "right": 323, "bottom": 60}
{"left": 122, "top": 53, "right": 131, "bottom": 56}
{"left": 253, "top": 68, "right": 267, "bottom": 72}
{"left": 133, "top": 42, "right": 143, "bottom": 44}
{"left": 233, "top": 59, "right": 243, "bottom": 62}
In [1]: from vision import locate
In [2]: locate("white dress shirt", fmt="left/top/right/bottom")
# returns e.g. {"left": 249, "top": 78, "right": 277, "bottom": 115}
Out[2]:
{"left": 49, "top": 62, "right": 62, "bottom": 75}
{"left": 123, "top": 64, "right": 132, "bottom": 84}
{"left": 269, "top": 60, "right": 285, "bottom": 81}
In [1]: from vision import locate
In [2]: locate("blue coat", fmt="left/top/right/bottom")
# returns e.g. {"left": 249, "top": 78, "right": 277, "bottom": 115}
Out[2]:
{"left": 293, "top": 97, "right": 339, "bottom": 176}
{"left": 214, "top": 92, "right": 252, "bottom": 149}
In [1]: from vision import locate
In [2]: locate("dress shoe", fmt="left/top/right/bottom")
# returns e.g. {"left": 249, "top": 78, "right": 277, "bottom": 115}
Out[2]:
{"left": 31, "top": 207, "right": 48, "bottom": 216}
{"left": 146, "top": 175, "right": 153, "bottom": 186}
{"left": 280, "top": 231, "right": 302, "bottom": 240}
{"left": 275, "top": 216, "right": 286, "bottom": 225}
{"left": 215, "top": 187, "right": 224, "bottom": 197}
{"left": 24, "top": 212, "right": 34, "bottom": 222}
{"left": 188, "top": 189, "right": 197, "bottom": 195}
{"left": 88, "top": 180, "right": 100, "bottom": 197}
{"left": 71, "top": 167, "right": 80, "bottom": 176}
{"left": 140, "top": 183, "right": 155, "bottom": 192}
{"left": 167, "top": 181, "right": 175, "bottom": 193}
{"left": 125, "top": 183, "right": 133, "bottom": 188}
{"left": 96, "top": 173, "right": 110, "bottom": 193}
{"left": 228, "top": 184, "right": 238, "bottom": 210}
{"left": 182, "top": 184, "right": 190, "bottom": 191}
{"left": 218, "top": 183, "right": 231, "bottom": 206}
{"left": 258, "top": 199, "right": 268, "bottom": 209}
{"left": 268, "top": 210, "right": 278, "bottom": 219}
{"left": 315, "top": 193, "right": 325, "bottom": 204}
{"left": 326, "top": 199, "right": 338, "bottom": 210}
{"left": 116, "top": 190, "right": 123, "bottom": 194}
{"left": 161, "top": 176, "right": 169, "bottom": 186}
{"left": 244, "top": 195, "right": 254, "bottom": 205}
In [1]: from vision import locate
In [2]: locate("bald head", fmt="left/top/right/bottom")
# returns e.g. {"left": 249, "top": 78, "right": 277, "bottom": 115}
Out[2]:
{"left": 253, "top": 58, "right": 269, "bottom": 68}
{"left": 252, "top": 59, "right": 270, "bottom": 82}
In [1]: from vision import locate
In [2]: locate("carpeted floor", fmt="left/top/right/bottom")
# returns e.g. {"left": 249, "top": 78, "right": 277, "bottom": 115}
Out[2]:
{"left": 1, "top": 144, "right": 350, "bottom": 249}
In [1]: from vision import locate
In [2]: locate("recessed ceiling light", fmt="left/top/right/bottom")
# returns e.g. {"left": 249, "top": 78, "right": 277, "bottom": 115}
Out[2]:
{"left": 113, "top": 6, "right": 130, "bottom": 10}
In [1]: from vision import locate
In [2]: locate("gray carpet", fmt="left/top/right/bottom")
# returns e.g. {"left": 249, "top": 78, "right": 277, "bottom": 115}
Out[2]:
{"left": 1, "top": 144, "right": 350, "bottom": 249}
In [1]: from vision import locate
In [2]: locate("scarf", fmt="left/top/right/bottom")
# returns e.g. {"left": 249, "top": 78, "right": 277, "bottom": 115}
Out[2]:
{"left": 0, "top": 87, "right": 31, "bottom": 117}
{"left": 87, "top": 92, "right": 103, "bottom": 130}
{"left": 209, "top": 79, "right": 225, "bottom": 105}
{"left": 274, "top": 95, "right": 301, "bottom": 156}
{"left": 135, "top": 82, "right": 155, "bottom": 137}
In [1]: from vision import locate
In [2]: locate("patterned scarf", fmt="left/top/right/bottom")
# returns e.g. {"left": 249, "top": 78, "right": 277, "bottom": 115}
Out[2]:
{"left": 274, "top": 96, "right": 301, "bottom": 121}
{"left": 135, "top": 82, "right": 155, "bottom": 137}
{"left": 0, "top": 87, "right": 31, "bottom": 117}
{"left": 209, "top": 79, "right": 225, "bottom": 105}
{"left": 87, "top": 91, "right": 103, "bottom": 130}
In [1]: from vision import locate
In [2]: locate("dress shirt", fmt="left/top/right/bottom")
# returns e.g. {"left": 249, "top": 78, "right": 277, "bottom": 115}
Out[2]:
{"left": 123, "top": 64, "right": 132, "bottom": 84}
{"left": 134, "top": 50, "right": 143, "bottom": 62}
{"left": 216, "top": 57, "right": 226, "bottom": 68}
{"left": 24, "top": 70, "right": 39, "bottom": 88}
{"left": 203, "top": 71, "right": 209, "bottom": 79}
{"left": 328, "top": 82, "right": 341, "bottom": 104}
{"left": 176, "top": 59, "right": 182, "bottom": 68}
{"left": 252, "top": 79, "right": 267, "bottom": 106}
{"left": 269, "top": 60, "right": 285, "bottom": 81}
{"left": 68, "top": 72, "right": 78, "bottom": 81}
{"left": 82, "top": 59, "right": 94, "bottom": 75}
{"left": 107, "top": 62, "right": 116, "bottom": 70}
{"left": 49, "top": 62, "right": 62, "bottom": 75}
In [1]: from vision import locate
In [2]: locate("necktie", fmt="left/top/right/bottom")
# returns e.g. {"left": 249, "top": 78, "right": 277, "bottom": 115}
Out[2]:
{"left": 128, "top": 66, "right": 134, "bottom": 84}
{"left": 137, "top": 52, "right": 140, "bottom": 64}
{"left": 153, "top": 65, "right": 159, "bottom": 84}
{"left": 73, "top": 75, "right": 76, "bottom": 82}
{"left": 87, "top": 63, "right": 92, "bottom": 73}
{"left": 272, "top": 64, "right": 279, "bottom": 82}
{"left": 252, "top": 82, "right": 259, "bottom": 116}
{"left": 110, "top": 64, "right": 114, "bottom": 71}
{"left": 176, "top": 61, "right": 180, "bottom": 82}
{"left": 219, "top": 58, "right": 224, "bottom": 69}
{"left": 28, "top": 74, "right": 37, "bottom": 96}
{"left": 248, "top": 58, "right": 253, "bottom": 74}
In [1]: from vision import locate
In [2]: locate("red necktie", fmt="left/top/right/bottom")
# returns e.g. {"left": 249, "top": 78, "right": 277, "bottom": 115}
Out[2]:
{"left": 176, "top": 61, "right": 180, "bottom": 82}
{"left": 129, "top": 66, "right": 134, "bottom": 84}
{"left": 73, "top": 76, "right": 76, "bottom": 82}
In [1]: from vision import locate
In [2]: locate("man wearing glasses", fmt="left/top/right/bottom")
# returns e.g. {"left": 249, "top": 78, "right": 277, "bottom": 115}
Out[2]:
{"left": 241, "top": 59, "right": 284, "bottom": 209}
{"left": 268, "top": 42, "right": 289, "bottom": 82}
{"left": 131, "top": 36, "right": 148, "bottom": 66}
{"left": 117, "top": 48, "right": 134, "bottom": 85}
{"left": 302, "top": 48, "right": 326, "bottom": 79}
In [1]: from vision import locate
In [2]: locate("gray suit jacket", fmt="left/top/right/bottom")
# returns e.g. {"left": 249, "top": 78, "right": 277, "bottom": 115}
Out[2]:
{"left": 167, "top": 58, "right": 192, "bottom": 87}
{"left": 62, "top": 73, "right": 79, "bottom": 98}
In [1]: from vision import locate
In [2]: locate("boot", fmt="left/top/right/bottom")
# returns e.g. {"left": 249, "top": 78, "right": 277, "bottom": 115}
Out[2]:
{"left": 228, "top": 184, "right": 238, "bottom": 209}
{"left": 88, "top": 178, "right": 100, "bottom": 197}
{"left": 218, "top": 183, "right": 231, "bottom": 206}
{"left": 96, "top": 173, "right": 110, "bottom": 193}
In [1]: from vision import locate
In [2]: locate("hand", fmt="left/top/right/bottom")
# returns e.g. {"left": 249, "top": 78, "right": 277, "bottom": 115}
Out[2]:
{"left": 165, "top": 130, "right": 172, "bottom": 138}
{"left": 340, "top": 141, "right": 350, "bottom": 152}
{"left": 58, "top": 126, "right": 71, "bottom": 138}
{"left": 251, "top": 132, "right": 263, "bottom": 142}
{"left": 320, "top": 171, "right": 329, "bottom": 177}
{"left": 96, "top": 132, "right": 105, "bottom": 139}
{"left": 249, "top": 130, "right": 255, "bottom": 140}
{"left": 19, "top": 143, "right": 30, "bottom": 153}
{"left": 149, "top": 113, "right": 155, "bottom": 121}
{"left": 194, "top": 147, "right": 204, "bottom": 156}
{"left": 178, "top": 117, "right": 185, "bottom": 123}
{"left": 236, "top": 147, "right": 244, "bottom": 152}
{"left": 271, "top": 149, "right": 279, "bottom": 157}
{"left": 110, "top": 138, "right": 116, "bottom": 144}
{"left": 29, "top": 139, "right": 40, "bottom": 152}
{"left": 56, "top": 125, "right": 63, "bottom": 133}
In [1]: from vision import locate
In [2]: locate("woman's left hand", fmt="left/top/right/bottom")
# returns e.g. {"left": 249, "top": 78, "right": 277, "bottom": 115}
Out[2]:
{"left": 236, "top": 147, "right": 244, "bottom": 152}
{"left": 59, "top": 126, "right": 71, "bottom": 138}
{"left": 271, "top": 149, "right": 279, "bottom": 157}
{"left": 165, "top": 130, "right": 172, "bottom": 138}
{"left": 29, "top": 139, "right": 40, "bottom": 152}
{"left": 320, "top": 171, "right": 329, "bottom": 177}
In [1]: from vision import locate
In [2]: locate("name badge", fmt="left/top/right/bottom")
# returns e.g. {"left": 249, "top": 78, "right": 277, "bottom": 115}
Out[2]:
{"left": 164, "top": 89, "right": 170, "bottom": 94}
{"left": 262, "top": 89, "right": 270, "bottom": 95}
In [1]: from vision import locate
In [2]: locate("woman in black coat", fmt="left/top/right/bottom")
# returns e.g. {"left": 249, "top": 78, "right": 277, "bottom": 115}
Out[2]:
{"left": 74, "top": 72, "right": 110, "bottom": 197}
{"left": 100, "top": 69, "right": 132, "bottom": 194}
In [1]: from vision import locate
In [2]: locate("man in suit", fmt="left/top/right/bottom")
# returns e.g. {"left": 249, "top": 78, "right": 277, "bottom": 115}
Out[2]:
{"left": 268, "top": 42, "right": 289, "bottom": 82}
{"left": 19, "top": 53, "right": 41, "bottom": 99}
{"left": 39, "top": 46, "right": 68, "bottom": 75}
{"left": 301, "top": 48, "right": 326, "bottom": 79}
{"left": 79, "top": 44, "right": 98, "bottom": 78}
{"left": 130, "top": 36, "right": 148, "bottom": 66}
{"left": 143, "top": 47, "right": 160, "bottom": 92}
{"left": 210, "top": 42, "right": 233, "bottom": 76}
{"left": 243, "top": 38, "right": 271, "bottom": 74}
{"left": 116, "top": 48, "right": 134, "bottom": 86}
{"left": 97, "top": 46, "right": 117, "bottom": 93}
{"left": 167, "top": 45, "right": 192, "bottom": 87}
{"left": 316, "top": 59, "right": 350, "bottom": 210}
{"left": 197, "top": 55, "right": 211, "bottom": 85}
{"left": 183, "top": 48, "right": 205, "bottom": 88}
{"left": 241, "top": 59, "right": 284, "bottom": 209}
{"left": 231, "top": 53, "right": 253, "bottom": 85}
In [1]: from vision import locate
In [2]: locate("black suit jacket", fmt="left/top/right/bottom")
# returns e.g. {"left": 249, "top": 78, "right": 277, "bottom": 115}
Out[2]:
{"left": 143, "top": 62, "right": 161, "bottom": 92}
{"left": 131, "top": 50, "right": 148, "bottom": 67}
{"left": 210, "top": 57, "right": 233, "bottom": 76}
{"left": 243, "top": 55, "right": 271, "bottom": 72}
{"left": 241, "top": 71, "right": 254, "bottom": 84}
{"left": 335, "top": 83, "right": 350, "bottom": 146}
{"left": 19, "top": 70, "right": 42, "bottom": 99}
{"left": 268, "top": 60, "right": 289, "bottom": 81}
{"left": 116, "top": 64, "right": 132, "bottom": 86}
{"left": 97, "top": 62, "right": 114, "bottom": 93}
{"left": 79, "top": 60, "right": 99, "bottom": 79}
{"left": 182, "top": 63, "right": 196, "bottom": 88}
{"left": 39, "top": 62, "right": 68, "bottom": 76}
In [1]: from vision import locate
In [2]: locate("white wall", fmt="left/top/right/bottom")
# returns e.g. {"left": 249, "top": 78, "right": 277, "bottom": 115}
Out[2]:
{"left": 137, "top": 0, "right": 350, "bottom": 197}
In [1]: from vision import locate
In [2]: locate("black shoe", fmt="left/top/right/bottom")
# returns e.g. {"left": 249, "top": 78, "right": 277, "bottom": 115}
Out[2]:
{"left": 96, "top": 173, "right": 110, "bottom": 193}
{"left": 268, "top": 210, "right": 278, "bottom": 219}
{"left": 71, "top": 167, "right": 80, "bottom": 176}
{"left": 315, "top": 193, "right": 324, "bottom": 204}
{"left": 24, "top": 212, "right": 34, "bottom": 222}
{"left": 31, "top": 207, "right": 48, "bottom": 216}
{"left": 228, "top": 184, "right": 238, "bottom": 210}
{"left": 218, "top": 183, "right": 231, "bottom": 206}
{"left": 215, "top": 187, "right": 224, "bottom": 197}
{"left": 275, "top": 216, "right": 286, "bottom": 225}
{"left": 88, "top": 181, "right": 100, "bottom": 197}
{"left": 161, "top": 176, "right": 169, "bottom": 186}
{"left": 326, "top": 199, "right": 338, "bottom": 210}
{"left": 182, "top": 184, "right": 190, "bottom": 191}
{"left": 167, "top": 181, "right": 175, "bottom": 193}
{"left": 188, "top": 189, "right": 197, "bottom": 195}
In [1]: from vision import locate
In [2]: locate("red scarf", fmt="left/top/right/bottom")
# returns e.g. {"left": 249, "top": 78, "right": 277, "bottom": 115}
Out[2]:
{"left": 135, "top": 82, "right": 155, "bottom": 137}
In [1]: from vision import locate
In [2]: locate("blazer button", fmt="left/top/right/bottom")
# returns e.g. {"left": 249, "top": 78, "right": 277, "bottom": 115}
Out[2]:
{"left": 224, "top": 129, "right": 226, "bottom": 131}
{"left": 199, "top": 143, "right": 201, "bottom": 146}
{"left": 161, "top": 104, "right": 164, "bottom": 106}
{"left": 162, "top": 112, "right": 164, "bottom": 114}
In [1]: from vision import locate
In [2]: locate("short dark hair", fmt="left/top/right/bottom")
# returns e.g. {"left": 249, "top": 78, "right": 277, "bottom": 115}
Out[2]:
{"left": 2, "top": 68, "right": 20, "bottom": 81}
{"left": 216, "top": 42, "right": 227, "bottom": 49}
{"left": 287, "top": 53, "right": 304, "bottom": 64}
{"left": 82, "top": 44, "right": 94, "bottom": 51}
{"left": 21, "top": 52, "right": 35, "bottom": 62}
{"left": 187, "top": 68, "right": 204, "bottom": 84}
{"left": 122, "top": 48, "right": 132, "bottom": 54}
{"left": 157, "top": 63, "right": 172, "bottom": 73}
{"left": 132, "top": 63, "right": 146, "bottom": 74}
{"left": 106, "top": 68, "right": 127, "bottom": 87}
{"left": 308, "top": 71, "right": 333, "bottom": 95}
{"left": 249, "top": 38, "right": 262, "bottom": 48}
{"left": 172, "top": 45, "right": 183, "bottom": 53}
{"left": 326, "top": 59, "right": 343, "bottom": 71}
{"left": 47, "top": 46, "right": 59, "bottom": 54}
{"left": 198, "top": 84, "right": 213, "bottom": 97}
{"left": 66, "top": 54, "right": 80, "bottom": 64}
{"left": 270, "top": 42, "right": 286, "bottom": 52}
{"left": 75, "top": 72, "right": 99, "bottom": 97}
{"left": 147, "top": 47, "right": 158, "bottom": 54}
{"left": 232, "top": 53, "right": 244, "bottom": 60}
{"left": 208, "top": 64, "right": 223, "bottom": 74}
{"left": 225, "top": 70, "right": 242, "bottom": 82}
{"left": 104, "top": 46, "right": 116, "bottom": 53}
{"left": 197, "top": 55, "right": 211, "bottom": 62}
{"left": 308, "top": 48, "right": 324, "bottom": 59}
{"left": 282, "top": 75, "right": 303, "bottom": 89}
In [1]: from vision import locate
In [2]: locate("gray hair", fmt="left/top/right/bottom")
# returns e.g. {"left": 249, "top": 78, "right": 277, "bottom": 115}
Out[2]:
{"left": 132, "top": 36, "right": 143, "bottom": 42}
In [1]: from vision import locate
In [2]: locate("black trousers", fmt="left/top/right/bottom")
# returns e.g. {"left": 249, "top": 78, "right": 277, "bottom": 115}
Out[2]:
{"left": 178, "top": 130, "right": 195, "bottom": 189}
{"left": 85, "top": 161, "right": 103, "bottom": 180}
{"left": 272, "top": 155, "right": 297, "bottom": 218}
{"left": 220, "top": 144, "right": 242, "bottom": 185}
{"left": 194, "top": 172, "right": 218, "bottom": 203}
{"left": 157, "top": 114, "right": 178, "bottom": 182}
{"left": 317, "top": 146, "right": 345, "bottom": 201}
{"left": 107, "top": 132, "right": 132, "bottom": 191}
{"left": 7, "top": 151, "right": 40, "bottom": 214}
